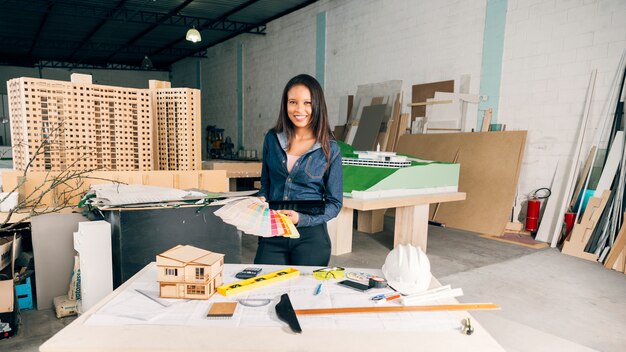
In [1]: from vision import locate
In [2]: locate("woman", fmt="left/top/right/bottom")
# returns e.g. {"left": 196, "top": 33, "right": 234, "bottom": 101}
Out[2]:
{"left": 255, "top": 74, "right": 343, "bottom": 266}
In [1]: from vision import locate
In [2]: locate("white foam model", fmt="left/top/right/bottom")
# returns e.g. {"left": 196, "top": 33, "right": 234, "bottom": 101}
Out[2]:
{"left": 73, "top": 221, "right": 112, "bottom": 312}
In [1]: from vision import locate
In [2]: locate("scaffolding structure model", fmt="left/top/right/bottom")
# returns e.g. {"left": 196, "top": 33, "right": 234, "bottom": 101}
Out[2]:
{"left": 7, "top": 74, "right": 201, "bottom": 171}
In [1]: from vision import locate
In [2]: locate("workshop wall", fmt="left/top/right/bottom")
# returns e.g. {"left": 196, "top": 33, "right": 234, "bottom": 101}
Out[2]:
{"left": 172, "top": 0, "right": 626, "bottom": 220}
{"left": 498, "top": 0, "right": 626, "bottom": 213}
{"left": 172, "top": 0, "right": 485, "bottom": 152}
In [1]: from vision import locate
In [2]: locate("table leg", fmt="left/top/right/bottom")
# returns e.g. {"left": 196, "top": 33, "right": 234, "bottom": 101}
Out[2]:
{"left": 357, "top": 210, "right": 385, "bottom": 233}
{"left": 394, "top": 204, "right": 429, "bottom": 252}
{"left": 327, "top": 207, "right": 354, "bottom": 255}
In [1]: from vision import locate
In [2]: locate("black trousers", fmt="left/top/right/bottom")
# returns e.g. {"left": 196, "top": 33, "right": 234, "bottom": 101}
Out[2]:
{"left": 253, "top": 223, "right": 331, "bottom": 266}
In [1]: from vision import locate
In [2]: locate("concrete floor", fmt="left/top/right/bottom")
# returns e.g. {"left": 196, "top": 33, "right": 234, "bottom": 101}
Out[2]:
{"left": 3, "top": 216, "right": 626, "bottom": 351}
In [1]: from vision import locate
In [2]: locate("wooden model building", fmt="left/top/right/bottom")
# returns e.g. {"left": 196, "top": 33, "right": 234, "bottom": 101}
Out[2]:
{"left": 156, "top": 245, "right": 224, "bottom": 300}
{"left": 6, "top": 74, "right": 200, "bottom": 172}
{"left": 149, "top": 80, "right": 201, "bottom": 171}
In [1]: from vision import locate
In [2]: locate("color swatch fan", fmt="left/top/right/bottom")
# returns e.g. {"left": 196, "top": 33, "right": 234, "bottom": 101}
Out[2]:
{"left": 214, "top": 197, "right": 300, "bottom": 238}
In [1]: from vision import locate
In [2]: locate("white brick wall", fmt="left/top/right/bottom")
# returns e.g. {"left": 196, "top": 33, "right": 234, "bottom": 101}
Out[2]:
{"left": 178, "top": 0, "right": 486, "bottom": 154}
{"left": 500, "top": 0, "right": 626, "bottom": 212}
{"left": 171, "top": 0, "right": 626, "bottom": 221}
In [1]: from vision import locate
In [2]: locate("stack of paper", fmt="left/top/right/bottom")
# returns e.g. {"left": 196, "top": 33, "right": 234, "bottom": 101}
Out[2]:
{"left": 214, "top": 197, "right": 299, "bottom": 238}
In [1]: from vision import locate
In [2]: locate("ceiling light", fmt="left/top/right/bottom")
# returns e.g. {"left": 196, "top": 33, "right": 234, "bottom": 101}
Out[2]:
{"left": 141, "top": 55, "right": 153, "bottom": 69}
{"left": 186, "top": 27, "right": 202, "bottom": 43}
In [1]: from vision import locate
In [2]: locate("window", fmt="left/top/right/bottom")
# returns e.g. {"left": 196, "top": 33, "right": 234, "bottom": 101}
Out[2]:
{"left": 186, "top": 285, "right": 205, "bottom": 295}
{"left": 195, "top": 267, "right": 205, "bottom": 280}
{"left": 165, "top": 268, "right": 178, "bottom": 276}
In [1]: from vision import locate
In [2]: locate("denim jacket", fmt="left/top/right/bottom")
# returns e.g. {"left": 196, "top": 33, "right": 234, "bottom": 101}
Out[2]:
{"left": 257, "top": 129, "right": 343, "bottom": 228}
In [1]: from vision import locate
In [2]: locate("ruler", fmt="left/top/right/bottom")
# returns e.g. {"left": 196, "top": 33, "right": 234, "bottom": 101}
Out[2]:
{"left": 295, "top": 303, "right": 500, "bottom": 315}
{"left": 217, "top": 268, "right": 300, "bottom": 296}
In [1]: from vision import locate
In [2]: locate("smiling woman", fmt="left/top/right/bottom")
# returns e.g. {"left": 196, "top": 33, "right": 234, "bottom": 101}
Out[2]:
{"left": 255, "top": 74, "right": 343, "bottom": 266}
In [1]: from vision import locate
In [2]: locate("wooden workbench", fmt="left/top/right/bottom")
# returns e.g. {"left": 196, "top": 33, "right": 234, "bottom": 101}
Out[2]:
{"left": 328, "top": 192, "right": 466, "bottom": 255}
{"left": 40, "top": 262, "right": 504, "bottom": 352}
{"left": 203, "top": 160, "right": 262, "bottom": 191}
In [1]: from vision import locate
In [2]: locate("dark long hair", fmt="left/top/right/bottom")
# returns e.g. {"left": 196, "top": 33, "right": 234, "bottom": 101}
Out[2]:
{"left": 274, "top": 74, "right": 333, "bottom": 164}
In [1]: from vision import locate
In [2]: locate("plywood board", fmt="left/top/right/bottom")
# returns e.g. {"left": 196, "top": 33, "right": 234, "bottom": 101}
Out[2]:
{"left": 561, "top": 191, "right": 609, "bottom": 261}
{"left": 396, "top": 131, "right": 527, "bottom": 235}
{"left": 411, "top": 80, "right": 454, "bottom": 120}
{"left": 381, "top": 93, "right": 402, "bottom": 151}
{"left": 604, "top": 213, "right": 626, "bottom": 269}
{"left": 352, "top": 104, "right": 386, "bottom": 151}
{"left": 479, "top": 233, "right": 549, "bottom": 249}
{"left": 345, "top": 81, "right": 402, "bottom": 146}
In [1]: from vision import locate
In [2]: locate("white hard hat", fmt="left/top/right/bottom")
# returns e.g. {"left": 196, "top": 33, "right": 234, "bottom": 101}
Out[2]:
{"left": 382, "top": 244, "right": 432, "bottom": 295}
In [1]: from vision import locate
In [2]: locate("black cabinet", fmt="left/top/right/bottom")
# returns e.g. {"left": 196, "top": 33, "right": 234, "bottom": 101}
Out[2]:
{"left": 95, "top": 205, "right": 240, "bottom": 288}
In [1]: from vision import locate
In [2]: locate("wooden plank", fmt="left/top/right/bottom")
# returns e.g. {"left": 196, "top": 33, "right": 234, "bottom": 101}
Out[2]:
{"left": 352, "top": 104, "right": 386, "bottom": 151}
{"left": 381, "top": 93, "right": 402, "bottom": 152}
{"left": 394, "top": 204, "right": 429, "bottom": 251}
{"left": 604, "top": 213, "right": 626, "bottom": 269}
{"left": 357, "top": 209, "right": 385, "bottom": 233}
{"left": 389, "top": 113, "right": 410, "bottom": 152}
{"left": 343, "top": 192, "right": 466, "bottom": 211}
{"left": 551, "top": 70, "right": 597, "bottom": 247}
{"left": 295, "top": 303, "right": 500, "bottom": 315}
{"left": 561, "top": 190, "right": 610, "bottom": 261}
{"left": 481, "top": 109, "right": 493, "bottom": 132}
{"left": 612, "top": 250, "right": 625, "bottom": 272}
{"left": 327, "top": 207, "right": 354, "bottom": 255}
{"left": 411, "top": 80, "right": 454, "bottom": 119}
{"left": 397, "top": 132, "right": 526, "bottom": 236}
{"left": 408, "top": 99, "right": 453, "bottom": 107}
{"left": 371, "top": 97, "right": 384, "bottom": 105}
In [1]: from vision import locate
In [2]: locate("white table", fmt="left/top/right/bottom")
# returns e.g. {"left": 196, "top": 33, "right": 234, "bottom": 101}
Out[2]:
{"left": 40, "top": 263, "right": 503, "bottom": 352}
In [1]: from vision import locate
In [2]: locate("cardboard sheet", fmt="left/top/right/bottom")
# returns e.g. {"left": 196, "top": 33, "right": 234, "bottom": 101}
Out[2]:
{"left": 411, "top": 80, "right": 454, "bottom": 120}
{"left": 351, "top": 104, "right": 387, "bottom": 151}
{"left": 396, "top": 131, "right": 527, "bottom": 235}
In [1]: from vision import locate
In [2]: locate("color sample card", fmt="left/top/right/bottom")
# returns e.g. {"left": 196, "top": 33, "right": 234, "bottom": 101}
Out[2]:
{"left": 215, "top": 197, "right": 300, "bottom": 238}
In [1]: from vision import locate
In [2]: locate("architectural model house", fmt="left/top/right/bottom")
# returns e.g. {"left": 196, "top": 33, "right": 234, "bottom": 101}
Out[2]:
{"left": 156, "top": 245, "right": 224, "bottom": 300}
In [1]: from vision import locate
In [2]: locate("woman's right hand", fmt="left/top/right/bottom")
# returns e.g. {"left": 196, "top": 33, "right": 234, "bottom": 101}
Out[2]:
{"left": 258, "top": 196, "right": 266, "bottom": 202}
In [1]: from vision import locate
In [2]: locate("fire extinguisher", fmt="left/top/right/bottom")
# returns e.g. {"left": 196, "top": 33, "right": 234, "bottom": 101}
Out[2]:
{"left": 525, "top": 188, "right": 551, "bottom": 233}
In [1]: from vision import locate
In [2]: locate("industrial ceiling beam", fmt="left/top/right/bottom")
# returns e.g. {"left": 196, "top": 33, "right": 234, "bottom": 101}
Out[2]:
{"left": 67, "top": 0, "right": 129, "bottom": 61}
{"left": 2, "top": 0, "right": 266, "bottom": 32}
{"left": 27, "top": 2, "right": 54, "bottom": 56}
{"left": 168, "top": 0, "right": 318, "bottom": 66}
{"left": 149, "top": 0, "right": 263, "bottom": 58}
{"left": 103, "top": 0, "right": 196, "bottom": 62}
{"left": 0, "top": 35, "right": 202, "bottom": 58}
{"left": 33, "top": 60, "right": 169, "bottom": 71}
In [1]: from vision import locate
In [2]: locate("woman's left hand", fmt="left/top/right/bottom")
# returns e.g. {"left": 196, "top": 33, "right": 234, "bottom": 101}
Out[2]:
{"left": 279, "top": 210, "right": 299, "bottom": 225}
